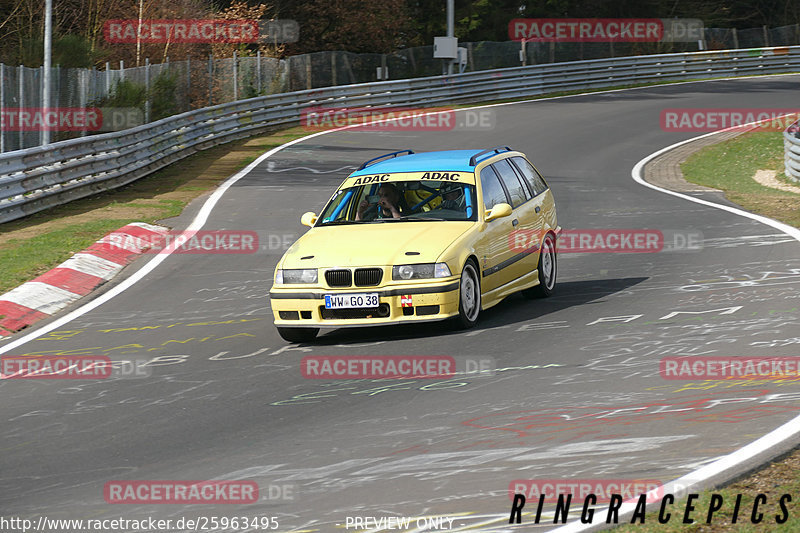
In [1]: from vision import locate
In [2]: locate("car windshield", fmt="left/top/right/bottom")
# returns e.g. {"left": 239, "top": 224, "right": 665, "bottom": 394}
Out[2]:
{"left": 317, "top": 180, "right": 477, "bottom": 225}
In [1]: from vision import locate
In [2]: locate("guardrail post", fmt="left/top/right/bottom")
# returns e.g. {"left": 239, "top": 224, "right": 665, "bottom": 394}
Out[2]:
{"left": 763, "top": 25, "right": 769, "bottom": 47}
{"left": 145, "top": 57, "right": 151, "bottom": 123}
{"left": 331, "top": 51, "right": 337, "bottom": 86}
{"left": 105, "top": 62, "right": 110, "bottom": 95}
{"left": 306, "top": 55, "right": 312, "bottom": 89}
{"left": 732, "top": 28, "right": 739, "bottom": 49}
{"left": 233, "top": 50, "right": 238, "bottom": 102}
{"left": 120, "top": 60, "right": 124, "bottom": 80}
{"left": 549, "top": 42, "right": 555, "bottom": 62}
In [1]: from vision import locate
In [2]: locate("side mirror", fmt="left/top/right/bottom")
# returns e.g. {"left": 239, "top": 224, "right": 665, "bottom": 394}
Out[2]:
{"left": 484, "top": 203, "right": 512, "bottom": 222}
{"left": 300, "top": 212, "right": 318, "bottom": 227}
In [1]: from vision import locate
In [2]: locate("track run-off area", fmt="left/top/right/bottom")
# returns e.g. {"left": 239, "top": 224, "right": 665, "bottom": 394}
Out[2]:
{"left": 2, "top": 74, "right": 800, "bottom": 532}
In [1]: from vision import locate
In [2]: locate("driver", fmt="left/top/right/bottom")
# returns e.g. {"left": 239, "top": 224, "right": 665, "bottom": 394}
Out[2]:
{"left": 356, "top": 183, "right": 405, "bottom": 220}
{"left": 438, "top": 183, "right": 466, "bottom": 211}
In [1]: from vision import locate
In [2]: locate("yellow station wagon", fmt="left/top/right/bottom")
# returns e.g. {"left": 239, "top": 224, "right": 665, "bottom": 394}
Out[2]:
{"left": 270, "top": 147, "right": 560, "bottom": 342}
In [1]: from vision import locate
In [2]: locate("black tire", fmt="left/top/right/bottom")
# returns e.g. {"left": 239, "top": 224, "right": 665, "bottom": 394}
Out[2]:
{"left": 277, "top": 327, "right": 319, "bottom": 343}
{"left": 523, "top": 231, "right": 557, "bottom": 299}
{"left": 454, "top": 260, "right": 481, "bottom": 329}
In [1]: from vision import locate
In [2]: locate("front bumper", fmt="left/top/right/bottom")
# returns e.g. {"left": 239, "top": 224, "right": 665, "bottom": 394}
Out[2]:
{"left": 269, "top": 279, "right": 460, "bottom": 328}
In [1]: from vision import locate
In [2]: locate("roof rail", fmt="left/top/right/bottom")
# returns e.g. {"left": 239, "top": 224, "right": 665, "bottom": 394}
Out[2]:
{"left": 357, "top": 150, "right": 415, "bottom": 171}
{"left": 469, "top": 146, "right": 512, "bottom": 166}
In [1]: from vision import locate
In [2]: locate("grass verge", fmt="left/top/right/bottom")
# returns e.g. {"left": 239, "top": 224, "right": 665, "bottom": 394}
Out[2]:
{"left": 613, "top": 448, "right": 800, "bottom": 532}
{"left": 681, "top": 130, "right": 800, "bottom": 228}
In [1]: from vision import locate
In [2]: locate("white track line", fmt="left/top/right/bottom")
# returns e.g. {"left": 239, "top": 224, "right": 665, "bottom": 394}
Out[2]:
{"left": 549, "top": 122, "right": 800, "bottom": 533}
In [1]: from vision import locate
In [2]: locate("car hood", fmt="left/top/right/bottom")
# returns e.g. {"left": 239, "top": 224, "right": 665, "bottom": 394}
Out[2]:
{"left": 280, "top": 222, "right": 473, "bottom": 268}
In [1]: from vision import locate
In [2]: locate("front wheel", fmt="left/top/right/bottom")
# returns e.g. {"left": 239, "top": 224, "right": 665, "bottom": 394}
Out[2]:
{"left": 523, "top": 231, "right": 557, "bottom": 299}
{"left": 277, "top": 327, "right": 319, "bottom": 343}
{"left": 454, "top": 260, "right": 481, "bottom": 329}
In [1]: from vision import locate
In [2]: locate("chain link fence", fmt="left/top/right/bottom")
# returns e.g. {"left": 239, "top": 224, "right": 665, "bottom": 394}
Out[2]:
{"left": 2, "top": 23, "right": 800, "bottom": 151}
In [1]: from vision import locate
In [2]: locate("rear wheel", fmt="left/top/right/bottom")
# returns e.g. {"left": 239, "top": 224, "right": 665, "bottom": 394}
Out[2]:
{"left": 454, "top": 260, "right": 481, "bottom": 329}
{"left": 523, "top": 231, "right": 557, "bottom": 298}
{"left": 277, "top": 327, "right": 319, "bottom": 343}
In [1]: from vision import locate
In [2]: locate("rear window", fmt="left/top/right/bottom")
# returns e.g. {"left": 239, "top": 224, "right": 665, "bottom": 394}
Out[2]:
{"left": 492, "top": 159, "right": 529, "bottom": 208}
{"left": 511, "top": 156, "right": 548, "bottom": 196}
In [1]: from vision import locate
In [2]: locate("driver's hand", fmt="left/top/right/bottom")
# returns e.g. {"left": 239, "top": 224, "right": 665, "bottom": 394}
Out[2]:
{"left": 358, "top": 199, "right": 369, "bottom": 214}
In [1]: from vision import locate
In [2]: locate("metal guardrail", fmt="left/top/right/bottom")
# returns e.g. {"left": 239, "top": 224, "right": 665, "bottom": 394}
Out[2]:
{"left": 785, "top": 119, "right": 800, "bottom": 182}
{"left": 2, "top": 46, "right": 800, "bottom": 223}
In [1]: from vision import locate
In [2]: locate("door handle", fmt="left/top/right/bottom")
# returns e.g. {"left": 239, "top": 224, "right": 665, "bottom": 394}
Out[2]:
{"left": 535, "top": 206, "right": 541, "bottom": 213}
{"left": 512, "top": 218, "right": 519, "bottom": 227}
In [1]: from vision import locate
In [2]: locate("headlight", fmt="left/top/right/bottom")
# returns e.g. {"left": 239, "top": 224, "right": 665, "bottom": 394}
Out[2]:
{"left": 392, "top": 263, "right": 452, "bottom": 280}
{"left": 276, "top": 268, "right": 317, "bottom": 284}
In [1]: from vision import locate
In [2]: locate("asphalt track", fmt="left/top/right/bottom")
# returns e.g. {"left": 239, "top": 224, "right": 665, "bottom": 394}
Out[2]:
{"left": 2, "top": 75, "right": 800, "bottom": 532}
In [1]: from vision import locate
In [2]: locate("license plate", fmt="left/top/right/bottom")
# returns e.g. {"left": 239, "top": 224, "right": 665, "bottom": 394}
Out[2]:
{"left": 324, "top": 293, "right": 379, "bottom": 309}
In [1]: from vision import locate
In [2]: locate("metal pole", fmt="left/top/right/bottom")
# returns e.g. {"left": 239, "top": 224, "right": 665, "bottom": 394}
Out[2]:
{"left": 145, "top": 57, "right": 150, "bottom": 122}
{"left": 79, "top": 69, "right": 87, "bottom": 137}
{"left": 120, "top": 60, "right": 124, "bottom": 80}
{"left": 186, "top": 56, "right": 191, "bottom": 111}
{"left": 732, "top": 28, "right": 739, "bottom": 49}
{"left": 19, "top": 66, "right": 24, "bottom": 149}
{"left": 331, "top": 51, "right": 336, "bottom": 86}
{"left": 763, "top": 25, "right": 769, "bottom": 47}
{"left": 208, "top": 53, "right": 213, "bottom": 106}
{"left": 42, "top": 0, "right": 52, "bottom": 145}
{"left": 233, "top": 50, "right": 238, "bottom": 101}
{"left": 446, "top": 0, "right": 454, "bottom": 75}
{"left": 257, "top": 50, "right": 262, "bottom": 94}
{"left": 105, "top": 61, "right": 111, "bottom": 95}
{"left": 136, "top": 0, "right": 143, "bottom": 66}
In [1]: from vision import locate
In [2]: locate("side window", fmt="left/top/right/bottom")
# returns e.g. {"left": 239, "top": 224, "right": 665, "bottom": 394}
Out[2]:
{"left": 479, "top": 166, "right": 508, "bottom": 211}
{"left": 492, "top": 159, "right": 528, "bottom": 208}
{"left": 511, "top": 156, "right": 548, "bottom": 196}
